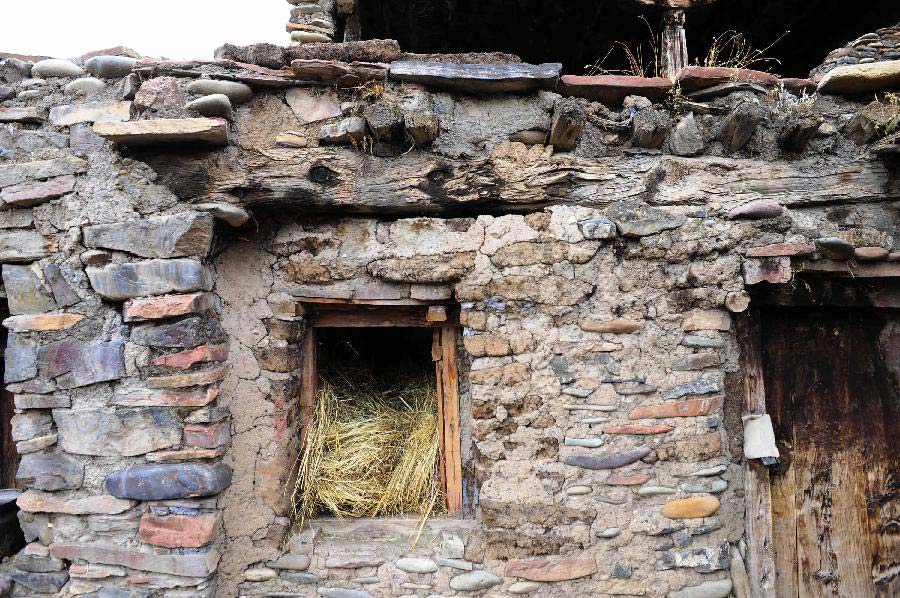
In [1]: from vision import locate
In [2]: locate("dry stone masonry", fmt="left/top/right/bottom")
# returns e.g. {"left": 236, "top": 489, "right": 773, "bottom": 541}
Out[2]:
{"left": 0, "top": 8, "right": 898, "bottom": 598}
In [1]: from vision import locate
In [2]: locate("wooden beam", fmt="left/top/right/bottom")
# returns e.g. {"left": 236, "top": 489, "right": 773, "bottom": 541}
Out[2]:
{"left": 298, "top": 329, "right": 317, "bottom": 447}
{"left": 439, "top": 327, "right": 463, "bottom": 516}
{"left": 310, "top": 305, "right": 459, "bottom": 328}
{"left": 660, "top": 10, "right": 688, "bottom": 81}
{"left": 148, "top": 146, "right": 900, "bottom": 216}
{"left": 735, "top": 311, "right": 776, "bottom": 598}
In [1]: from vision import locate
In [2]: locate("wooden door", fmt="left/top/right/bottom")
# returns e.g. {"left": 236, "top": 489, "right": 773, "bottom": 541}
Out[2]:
{"left": 761, "top": 307, "right": 900, "bottom": 598}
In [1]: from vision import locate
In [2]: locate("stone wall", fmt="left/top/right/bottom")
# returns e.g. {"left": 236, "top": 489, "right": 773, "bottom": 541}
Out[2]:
{"left": 811, "top": 23, "right": 900, "bottom": 78}
{"left": 0, "top": 28, "right": 898, "bottom": 598}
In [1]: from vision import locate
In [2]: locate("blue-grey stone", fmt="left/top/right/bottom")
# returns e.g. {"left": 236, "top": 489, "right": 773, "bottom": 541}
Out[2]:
{"left": 449, "top": 571, "right": 502, "bottom": 592}
{"left": 281, "top": 571, "right": 318, "bottom": 584}
{"left": 31, "top": 59, "right": 85, "bottom": 78}
{"left": 578, "top": 217, "right": 617, "bottom": 240}
{"left": 9, "top": 570, "right": 69, "bottom": 593}
{"left": 55, "top": 407, "right": 180, "bottom": 456}
{"left": 681, "top": 335, "right": 724, "bottom": 349}
{"left": 105, "top": 462, "right": 232, "bottom": 500}
{"left": 611, "top": 563, "right": 633, "bottom": 579}
{"left": 316, "top": 589, "right": 373, "bottom": 598}
{"left": 43, "top": 263, "right": 81, "bottom": 307}
{"left": 16, "top": 452, "right": 84, "bottom": 491}
{"left": 655, "top": 542, "right": 730, "bottom": 573}
{"left": 2, "top": 265, "right": 56, "bottom": 315}
{"left": 563, "top": 447, "right": 651, "bottom": 470}
{"left": 609, "top": 201, "right": 685, "bottom": 237}
{"left": 815, "top": 236, "right": 855, "bottom": 260}
{"left": 186, "top": 79, "right": 252, "bottom": 104}
{"left": 185, "top": 94, "right": 234, "bottom": 121}
{"left": 131, "top": 316, "right": 224, "bottom": 348}
{"left": 84, "top": 56, "right": 137, "bottom": 79}
{"left": 663, "top": 375, "right": 722, "bottom": 400}
{"left": 86, "top": 258, "right": 213, "bottom": 300}
{"left": 550, "top": 355, "right": 576, "bottom": 385}
{"left": 83, "top": 212, "right": 214, "bottom": 259}
{"left": 5, "top": 333, "right": 38, "bottom": 383}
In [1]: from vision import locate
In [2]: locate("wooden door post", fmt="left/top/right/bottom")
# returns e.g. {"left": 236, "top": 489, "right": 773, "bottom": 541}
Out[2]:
{"left": 661, "top": 9, "right": 688, "bottom": 81}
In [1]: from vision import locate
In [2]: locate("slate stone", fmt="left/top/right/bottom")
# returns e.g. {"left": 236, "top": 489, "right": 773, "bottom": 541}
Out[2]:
{"left": 131, "top": 316, "right": 225, "bottom": 348}
{"left": 609, "top": 201, "right": 685, "bottom": 237}
{"left": 83, "top": 212, "right": 213, "bottom": 259}
{"left": 681, "top": 335, "right": 724, "bottom": 349}
{"left": 5, "top": 334, "right": 38, "bottom": 383}
{"left": 42, "top": 263, "right": 81, "bottom": 307}
{"left": 39, "top": 339, "right": 125, "bottom": 388}
{"left": 186, "top": 79, "right": 253, "bottom": 104}
{"left": 316, "top": 589, "right": 372, "bottom": 598}
{"left": 87, "top": 259, "right": 213, "bottom": 300}
{"left": 0, "top": 157, "right": 88, "bottom": 188}
{"left": 670, "top": 113, "right": 705, "bottom": 156}
{"left": 54, "top": 408, "right": 180, "bottom": 456}
{"left": 93, "top": 118, "right": 229, "bottom": 146}
{"left": 32, "top": 59, "right": 85, "bottom": 78}
{"left": 9, "top": 570, "right": 69, "bottom": 594}
{"left": 319, "top": 117, "right": 367, "bottom": 145}
{"left": 84, "top": 55, "right": 138, "bottom": 79}
{"left": 1, "top": 175, "right": 76, "bottom": 207}
{"left": 119, "top": 73, "right": 141, "bottom": 100}
{"left": 16, "top": 452, "right": 84, "bottom": 491}
{"left": 389, "top": 60, "right": 561, "bottom": 94}
{"left": 49, "top": 101, "right": 132, "bottom": 126}
{"left": 550, "top": 355, "right": 576, "bottom": 385}
{"left": 185, "top": 94, "right": 234, "bottom": 121}
{"left": 663, "top": 376, "right": 722, "bottom": 400}
{"left": 668, "top": 579, "right": 733, "bottom": 598}
{"left": 13, "top": 553, "right": 65, "bottom": 573}
{"left": 577, "top": 217, "right": 617, "bottom": 240}
{"left": 105, "top": 463, "right": 232, "bottom": 500}
{"left": 0, "top": 57, "right": 32, "bottom": 83}
{"left": 2, "top": 265, "right": 56, "bottom": 315}
{"left": 0, "top": 230, "right": 53, "bottom": 263}
{"left": 563, "top": 447, "right": 652, "bottom": 470}
{"left": 49, "top": 543, "right": 219, "bottom": 578}
{"left": 10, "top": 411, "right": 53, "bottom": 442}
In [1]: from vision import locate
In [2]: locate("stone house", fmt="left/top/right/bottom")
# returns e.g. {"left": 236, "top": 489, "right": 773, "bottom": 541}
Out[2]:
{"left": 0, "top": 1, "right": 898, "bottom": 597}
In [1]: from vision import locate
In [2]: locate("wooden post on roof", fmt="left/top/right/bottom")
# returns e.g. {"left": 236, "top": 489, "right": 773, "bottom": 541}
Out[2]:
{"left": 661, "top": 9, "right": 688, "bottom": 81}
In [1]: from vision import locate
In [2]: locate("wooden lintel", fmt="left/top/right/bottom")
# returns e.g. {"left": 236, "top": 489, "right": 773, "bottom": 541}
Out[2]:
{"left": 310, "top": 305, "right": 460, "bottom": 328}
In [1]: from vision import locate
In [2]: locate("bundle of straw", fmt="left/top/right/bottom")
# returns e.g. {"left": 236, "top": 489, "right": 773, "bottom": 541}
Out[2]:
{"left": 291, "top": 376, "right": 444, "bottom": 526}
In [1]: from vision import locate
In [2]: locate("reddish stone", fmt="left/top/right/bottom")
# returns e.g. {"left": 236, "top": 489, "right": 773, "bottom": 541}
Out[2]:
{"left": 123, "top": 292, "right": 215, "bottom": 322}
{"left": 139, "top": 513, "right": 218, "bottom": 548}
{"left": 661, "top": 495, "right": 720, "bottom": 519}
{"left": 603, "top": 424, "right": 673, "bottom": 435}
{"left": 558, "top": 75, "right": 672, "bottom": 107}
{"left": 728, "top": 200, "right": 785, "bottom": 220}
{"left": 779, "top": 78, "right": 817, "bottom": 95}
{"left": 50, "top": 543, "right": 219, "bottom": 578}
{"left": 133, "top": 76, "right": 186, "bottom": 112}
{"left": 746, "top": 242, "right": 815, "bottom": 258}
{"left": 854, "top": 247, "right": 889, "bottom": 261}
{"left": 580, "top": 319, "right": 643, "bottom": 334}
{"left": 676, "top": 66, "right": 779, "bottom": 92}
{"left": 152, "top": 343, "right": 229, "bottom": 370}
{"left": 80, "top": 46, "right": 142, "bottom": 60}
{"left": 114, "top": 386, "right": 218, "bottom": 407}
{"left": 17, "top": 490, "right": 134, "bottom": 514}
{"left": 3, "top": 312, "right": 85, "bottom": 332}
{"left": 146, "top": 365, "right": 228, "bottom": 389}
{"left": 1, "top": 175, "right": 75, "bottom": 207}
{"left": 606, "top": 473, "right": 651, "bottom": 486}
{"left": 69, "top": 564, "right": 126, "bottom": 579}
{"left": 504, "top": 555, "right": 598, "bottom": 581}
{"left": 628, "top": 396, "right": 724, "bottom": 420}
{"left": 184, "top": 422, "right": 230, "bottom": 449}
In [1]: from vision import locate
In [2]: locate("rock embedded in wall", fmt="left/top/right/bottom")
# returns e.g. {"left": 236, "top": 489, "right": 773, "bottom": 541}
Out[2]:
{"left": 49, "top": 543, "right": 220, "bottom": 578}
{"left": 104, "top": 462, "right": 232, "bottom": 500}
{"left": 54, "top": 407, "right": 180, "bottom": 456}
{"left": 39, "top": 338, "right": 125, "bottom": 388}
{"left": 87, "top": 259, "right": 213, "bottom": 300}
{"left": 15, "top": 452, "right": 84, "bottom": 491}
{"left": 82, "top": 212, "right": 214, "bottom": 258}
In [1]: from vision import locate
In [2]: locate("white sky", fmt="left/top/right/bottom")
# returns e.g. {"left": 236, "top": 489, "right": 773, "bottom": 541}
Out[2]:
{"left": 0, "top": 0, "right": 287, "bottom": 60}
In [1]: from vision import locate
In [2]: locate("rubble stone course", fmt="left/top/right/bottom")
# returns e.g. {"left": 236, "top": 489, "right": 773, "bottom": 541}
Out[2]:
{"left": 0, "top": 16, "right": 898, "bottom": 598}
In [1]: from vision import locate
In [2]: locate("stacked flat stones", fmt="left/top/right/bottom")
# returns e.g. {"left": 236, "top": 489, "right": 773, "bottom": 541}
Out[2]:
{"left": 287, "top": 0, "right": 338, "bottom": 45}
{"left": 811, "top": 24, "right": 900, "bottom": 78}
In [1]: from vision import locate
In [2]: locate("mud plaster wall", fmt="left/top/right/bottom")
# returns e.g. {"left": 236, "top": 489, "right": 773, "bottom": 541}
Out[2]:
{"left": 0, "top": 40, "right": 899, "bottom": 598}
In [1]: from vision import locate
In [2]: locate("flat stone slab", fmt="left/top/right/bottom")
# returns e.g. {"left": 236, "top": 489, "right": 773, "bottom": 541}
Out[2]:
{"left": 675, "top": 66, "right": 779, "bottom": 92}
{"left": 818, "top": 59, "right": 900, "bottom": 94}
{"left": 1, "top": 175, "right": 76, "bottom": 207}
{"left": 558, "top": 75, "right": 672, "bottom": 106}
{"left": 17, "top": 490, "right": 134, "bottom": 514}
{"left": 0, "top": 157, "right": 87, "bottom": 188}
{"left": 0, "top": 230, "right": 55, "bottom": 263}
{"left": 105, "top": 462, "right": 232, "bottom": 500}
{"left": 93, "top": 118, "right": 229, "bottom": 145}
{"left": 629, "top": 396, "right": 724, "bottom": 419}
{"left": 39, "top": 338, "right": 125, "bottom": 389}
{"left": 139, "top": 512, "right": 218, "bottom": 548}
{"left": 54, "top": 407, "right": 180, "bottom": 456}
{"left": 50, "top": 543, "right": 219, "bottom": 578}
{"left": 84, "top": 211, "right": 213, "bottom": 259}
{"left": 49, "top": 101, "right": 132, "bottom": 126}
{"left": 16, "top": 452, "right": 84, "bottom": 491}
{"left": 389, "top": 60, "right": 561, "bottom": 94}
{"left": 0, "top": 107, "right": 47, "bottom": 123}
{"left": 563, "top": 447, "right": 652, "bottom": 470}
{"left": 87, "top": 258, "right": 213, "bottom": 300}
{"left": 504, "top": 555, "right": 598, "bottom": 581}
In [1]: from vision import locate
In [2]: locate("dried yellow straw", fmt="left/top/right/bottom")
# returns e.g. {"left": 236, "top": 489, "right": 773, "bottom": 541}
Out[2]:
{"left": 291, "top": 376, "right": 444, "bottom": 527}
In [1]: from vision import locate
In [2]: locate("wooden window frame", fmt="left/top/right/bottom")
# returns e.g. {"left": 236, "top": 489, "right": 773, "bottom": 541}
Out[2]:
{"left": 298, "top": 302, "right": 464, "bottom": 516}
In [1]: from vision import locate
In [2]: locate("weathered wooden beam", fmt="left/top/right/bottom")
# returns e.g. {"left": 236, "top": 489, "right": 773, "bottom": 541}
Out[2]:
{"left": 163, "top": 147, "right": 900, "bottom": 216}
{"left": 134, "top": 58, "right": 297, "bottom": 88}
{"left": 660, "top": 10, "right": 688, "bottom": 81}
{"left": 389, "top": 60, "right": 561, "bottom": 94}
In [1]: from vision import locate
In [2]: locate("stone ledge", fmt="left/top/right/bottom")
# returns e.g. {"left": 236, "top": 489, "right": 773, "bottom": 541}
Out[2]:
{"left": 93, "top": 118, "right": 229, "bottom": 146}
